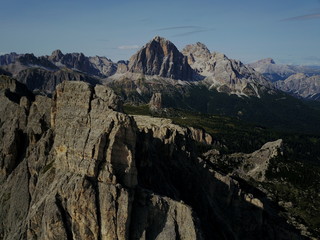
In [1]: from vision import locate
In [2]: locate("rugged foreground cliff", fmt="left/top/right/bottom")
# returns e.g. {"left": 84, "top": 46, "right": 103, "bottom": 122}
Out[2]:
{"left": 0, "top": 78, "right": 307, "bottom": 239}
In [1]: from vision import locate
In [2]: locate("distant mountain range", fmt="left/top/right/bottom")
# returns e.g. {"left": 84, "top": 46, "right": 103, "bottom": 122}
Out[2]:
{"left": 274, "top": 73, "right": 320, "bottom": 101}
{"left": 0, "top": 36, "right": 273, "bottom": 98}
{"left": 249, "top": 58, "right": 320, "bottom": 100}
{"left": 1, "top": 36, "right": 320, "bottom": 133}
{"left": 0, "top": 50, "right": 120, "bottom": 94}
{"left": 2, "top": 38, "right": 319, "bottom": 102}
{"left": 248, "top": 58, "right": 320, "bottom": 82}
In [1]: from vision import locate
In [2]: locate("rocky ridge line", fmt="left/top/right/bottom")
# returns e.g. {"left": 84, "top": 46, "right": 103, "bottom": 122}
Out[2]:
{"left": 182, "top": 42, "right": 273, "bottom": 97}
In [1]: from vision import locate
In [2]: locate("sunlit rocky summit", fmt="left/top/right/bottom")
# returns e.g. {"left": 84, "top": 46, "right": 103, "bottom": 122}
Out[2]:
{"left": 128, "top": 36, "right": 194, "bottom": 81}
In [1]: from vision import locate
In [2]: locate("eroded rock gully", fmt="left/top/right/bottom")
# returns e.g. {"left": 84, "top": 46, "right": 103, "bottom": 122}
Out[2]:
{"left": 0, "top": 78, "right": 305, "bottom": 239}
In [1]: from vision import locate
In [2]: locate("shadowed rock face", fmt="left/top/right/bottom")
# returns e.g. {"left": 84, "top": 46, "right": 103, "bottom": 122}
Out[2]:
{"left": 16, "top": 68, "right": 101, "bottom": 95}
{"left": 0, "top": 79, "right": 305, "bottom": 239}
{"left": 0, "top": 52, "right": 21, "bottom": 65}
{"left": 128, "top": 36, "right": 194, "bottom": 81}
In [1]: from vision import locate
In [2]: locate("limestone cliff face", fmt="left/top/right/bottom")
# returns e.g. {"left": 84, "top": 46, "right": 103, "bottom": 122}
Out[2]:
{"left": 128, "top": 36, "right": 194, "bottom": 81}
{"left": 133, "top": 115, "right": 213, "bottom": 145}
{"left": 0, "top": 78, "right": 305, "bottom": 239}
{"left": 0, "top": 79, "right": 202, "bottom": 240}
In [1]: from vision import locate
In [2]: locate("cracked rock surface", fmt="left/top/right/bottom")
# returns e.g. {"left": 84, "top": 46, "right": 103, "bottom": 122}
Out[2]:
{"left": 0, "top": 77, "right": 305, "bottom": 239}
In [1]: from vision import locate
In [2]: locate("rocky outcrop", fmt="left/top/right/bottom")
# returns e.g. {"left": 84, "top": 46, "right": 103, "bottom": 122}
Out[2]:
{"left": 133, "top": 115, "right": 213, "bottom": 145}
{"left": 0, "top": 79, "right": 306, "bottom": 239}
{"left": 182, "top": 42, "right": 273, "bottom": 97}
{"left": 0, "top": 80, "right": 203, "bottom": 240}
{"left": 116, "top": 60, "right": 129, "bottom": 74}
{"left": 149, "top": 92, "right": 163, "bottom": 112}
{"left": 135, "top": 115, "right": 212, "bottom": 145}
{"left": 275, "top": 73, "right": 320, "bottom": 100}
{"left": 204, "top": 139, "right": 283, "bottom": 182}
{"left": 128, "top": 36, "right": 194, "bottom": 81}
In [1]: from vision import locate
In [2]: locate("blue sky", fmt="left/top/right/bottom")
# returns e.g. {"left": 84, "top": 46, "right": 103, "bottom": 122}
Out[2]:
{"left": 1, "top": 0, "right": 320, "bottom": 65}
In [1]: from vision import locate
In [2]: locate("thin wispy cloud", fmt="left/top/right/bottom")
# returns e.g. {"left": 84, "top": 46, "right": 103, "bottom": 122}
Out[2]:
{"left": 155, "top": 25, "right": 213, "bottom": 38}
{"left": 171, "top": 29, "right": 213, "bottom": 37}
{"left": 156, "top": 26, "right": 202, "bottom": 31}
{"left": 117, "top": 45, "right": 140, "bottom": 50}
{"left": 282, "top": 12, "right": 320, "bottom": 21}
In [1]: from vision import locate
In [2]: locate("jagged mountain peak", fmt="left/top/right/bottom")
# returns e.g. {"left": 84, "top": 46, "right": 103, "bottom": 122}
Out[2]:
{"left": 182, "top": 43, "right": 272, "bottom": 97}
{"left": 185, "top": 41, "right": 210, "bottom": 50}
{"left": 128, "top": 36, "right": 194, "bottom": 81}
{"left": 151, "top": 35, "right": 169, "bottom": 43}
{"left": 51, "top": 49, "right": 64, "bottom": 57}
{"left": 49, "top": 49, "right": 64, "bottom": 62}
{"left": 146, "top": 36, "right": 179, "bottom": 54}
{"left": 182, "top": 42, "right": 211, "bottom": 59}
